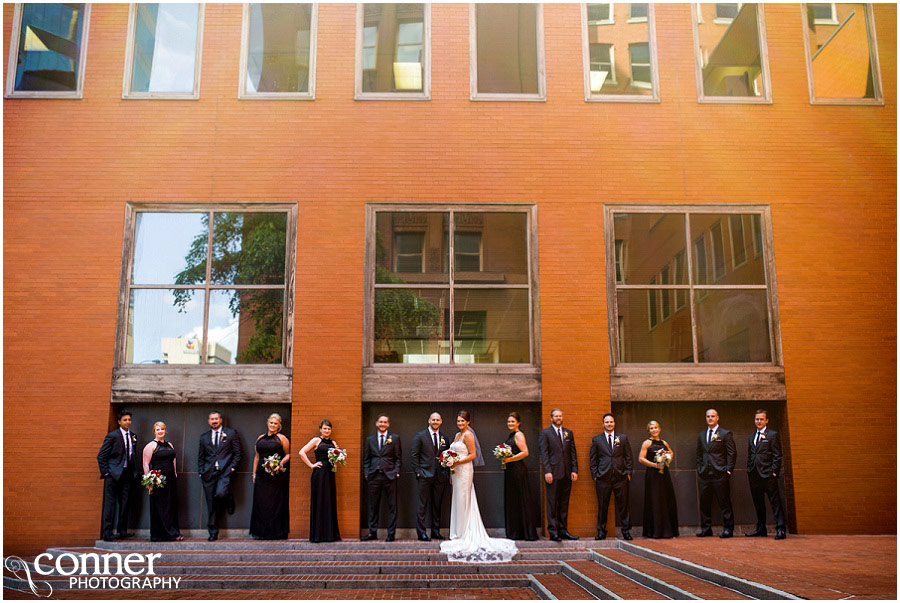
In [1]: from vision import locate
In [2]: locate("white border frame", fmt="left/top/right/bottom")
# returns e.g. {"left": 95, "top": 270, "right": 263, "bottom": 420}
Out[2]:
{"left": 5, "top": 3, "right": 91, "bottom": 99}
{"left": 354, "top": 3, "right": 431, "bottom": 101}
{"left": 582, "top": 3, "right": 660, "bottom": 103}
{"left": 238, "top": 3, "right": 317, "bottom": 100}
{"left": 588, "top": 2, "right": 614, "bottom": 25}
{"left": 122, "top": 3, "right": 205, "bottom": 100}
{"left": 811, "top": 2, "right": 838, "bottom": 25}
{"left": 469, "top": 3, "right": 546, "bottom": 102}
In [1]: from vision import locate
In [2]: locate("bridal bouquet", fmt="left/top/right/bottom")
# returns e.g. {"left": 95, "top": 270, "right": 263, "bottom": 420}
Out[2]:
{"left": 140, "top": 470, "right": 166, "bottom": 495}
{"left": 493, "top": 443, "right": 513, "bottom": 470}
{"left": 653, "top": 448, "right": 673, "bottom": 474}
{"left": 263, "top": 454, "right": 285, "bottom": 476}
{"left": 327, "top": 447, "right": 348, "bottom": 472}
{"left": 439, "top": 449, "right": 459, "bottom": 475}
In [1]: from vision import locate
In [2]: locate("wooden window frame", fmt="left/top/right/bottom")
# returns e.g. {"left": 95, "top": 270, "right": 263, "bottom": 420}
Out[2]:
{"left": 582, "top": 3, "right": 660, "bottom": 103}
{"left": 604, "top": 204, "right": 785, "bottom": 402}
{"left": 122, "top": 3, "right": 204, "bottom": 100}
{"left": 469, "top": 3, "right": 547, "bottom": 102}
{"left": 729, "top": 214, "right": 748, "bottom": 270}
{"left": 5, "top": 3, "right": 91, "bottom": 100}
{"left": 691, "top": 3, "right": 773, "bottom": 104}
{"left": 112, "top": 202, "right": 297, "bottom": 404}
{"left": 801, "top": 3, "right": 884, "bottom": 106}
{"left": 363, "top": 203, "right": 541, "bottom": 403}
{"left": 354, "top": 3, "right": 431, "bottom": 101}
{"left": 238, "top": 3, "right": 318, "bottom": 101}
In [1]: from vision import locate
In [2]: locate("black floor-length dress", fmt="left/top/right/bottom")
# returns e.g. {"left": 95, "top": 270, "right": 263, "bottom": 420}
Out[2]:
{"left": 642, "top": 439, "right": 679, "bottom": 538}
{"left": 148, "top": 441, "right": 182, "bottom": 541}
{"left": 249, "top": 433, "right": 290, "bottom": 540}
{"left": 503, "top": 431, "right": 539, "bottom": 541}
{"left": 309, "top": 437, "right": 341, "bottom": 543}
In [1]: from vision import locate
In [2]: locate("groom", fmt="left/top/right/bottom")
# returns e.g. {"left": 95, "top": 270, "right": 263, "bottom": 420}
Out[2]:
{"left": 198, "top": 411, "right": 243, "bottom": 541}
{"left": 410, "top": 412, "right": 450, "bottom": 541}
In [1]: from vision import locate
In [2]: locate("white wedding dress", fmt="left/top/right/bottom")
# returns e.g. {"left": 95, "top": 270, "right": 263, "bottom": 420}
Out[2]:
{"left": 440, "top": 439, "right": 518, "bottom": 563}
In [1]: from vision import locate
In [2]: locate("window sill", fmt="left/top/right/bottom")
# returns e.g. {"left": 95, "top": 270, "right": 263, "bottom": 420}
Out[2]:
{"left": 5, "top": 91, "right": 83, "bottom": 99}
{"left": 362, "top": 366, "right": 540, "bottom": 402}
{"left": 610, "top": 365, "right": 785, "bottom": 402}
{"left": 111, "top": 366, "right": 292, "bottom": 404}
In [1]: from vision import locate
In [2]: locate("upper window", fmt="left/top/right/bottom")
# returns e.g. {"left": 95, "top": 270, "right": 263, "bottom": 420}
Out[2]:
{"left": 123, "top": 3, "right": 204, "bottom": 99}
{"left": 356, "top": 3, "right": 430, "bottom": 100}
{"left": 5, "top": 3, "right": 90, "bottom": 99}
{"left": 368, "top": 205, "right": 536, "bottom": 366}
{"left": 583, "top": 4, "right": 659, "bottom": 102}
{"left": 607, "top": 207, "right": 779, "bottom": 365}
{"left": 802, "top": 3, "right": 883, "bottom": 105}
{"left": 239, "top": 3, "right": 316, "bottom": 100}
{"left": 691, "top": 4, "right": 772, "bottom": 103}
{"left": 471, "top": 4, "right": 546, "bottom": 101}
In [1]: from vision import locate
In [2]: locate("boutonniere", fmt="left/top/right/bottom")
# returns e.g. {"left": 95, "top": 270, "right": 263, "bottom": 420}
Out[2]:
{"left": 385, "top": 436, "right": 393, "bottom": 445}
{"left": 131, "top": 434, "right": 137, "bottom": 441}
{"left": 759, "top": 434, "right": 766, "bottom": 441}
{"left": 440, "top": 437, "right": 446, "bottom": 446}
{"left": 711, "top": 432, "right": 719, "bottom": 442}
{"left": 221, "top": 433, "right": 227, "bottom": 441}
{"left": 614, "top": 437, "right": 621, "bottom": 446}
{"left": 564, "top": 432, "right": 570, "bottom": 441}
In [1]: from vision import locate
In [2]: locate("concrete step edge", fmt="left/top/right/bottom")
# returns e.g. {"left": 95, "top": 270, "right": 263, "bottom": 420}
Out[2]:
{"left": 559, "top": 561, "right": 620, "bottom": 600}
{"left": 527, "top": 573, "right": 559, "bottom": 600}
{"left": 590, "top": 550, "right": 698, "bottom": 600}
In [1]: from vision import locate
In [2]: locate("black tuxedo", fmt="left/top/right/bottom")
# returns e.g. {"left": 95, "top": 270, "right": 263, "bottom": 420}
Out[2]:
{"left": 589, "top": 432, "right": 633, "bottom": 535}
{"left": 747, "top": 428, "right": 786, "bottom": 532}
{"left": 410, "top": 428, "right": 450, "bottom": 538}
{"left": 363, "top": 432, "right": 402, "bottom": 537}
{"left": 198, "top": 427, "right": 243, "bottom": 538}
{"left": 695, "top": 426, "right": 736, "bottom": 531}
{"left": 538, "top": 426, "right": 578, "bottom": 537}
{"left": 97, "top": 429, "right": 140, "bottom": 539}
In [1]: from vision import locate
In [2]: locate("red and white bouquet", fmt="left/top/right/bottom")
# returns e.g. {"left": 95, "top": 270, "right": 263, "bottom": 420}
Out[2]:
{"left": 141, "top": 470, "right": 166, "bottom": 494}
{"left": 439, "top": 449, "right": 459, "bottom": 475}
{"left": 263, "top": 454, "right": 285, "bottom": 476}
{"left": 653, "top": 448, "right": 673, "bottom": 474}
{"left": 327, "top": 447, "right": 347, "bottom": 472}
{"left": 493, "top": 443, "right": 513, "bottom": 470}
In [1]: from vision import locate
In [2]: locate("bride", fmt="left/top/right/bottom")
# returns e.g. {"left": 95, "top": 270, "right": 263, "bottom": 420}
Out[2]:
{"left": 440, "top": 410, "right": 518, "bottom": 563}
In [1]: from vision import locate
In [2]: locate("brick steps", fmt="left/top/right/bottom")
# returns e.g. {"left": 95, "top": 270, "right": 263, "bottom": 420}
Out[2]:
{"left": 3, "top": 587, "right": 541, "bottom": 600}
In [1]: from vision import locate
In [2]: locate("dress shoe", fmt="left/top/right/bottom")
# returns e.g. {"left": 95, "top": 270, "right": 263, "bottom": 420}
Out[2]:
{"left": 361, "top": 532, "right": 378, "bottom": 541}
{"left": 595, "top": 532, "right": 606, "bottom": 541}
{"left": 430, "top": 532, "right": 445, "bottom": 540}
{"left": 745, "top": 529, "right": 767, "bottom": 537}
{"left": 417, "top": 535, "right": 431, "bottom": 542}
{"left": 696, "top": 529, "right": 713, "bottom": 537}
{"left": 775, "top": 530, "right": 786, "bottom": 540}
{"left": 622, "top": 532, "right": 633, "bottom": 541}
{"left": 385, "top": 535, "right": 395, "bottom": 542}
{"left": 208, "top": 535, "right": 218, "bottom": 541}
{"left": 719, "top": 530, "right": 733, "bottom": 538}
{"left": 102, "top": 535, "right": 116, "bottom": 542}
{"left": 549, "top": 534, "right": 561, "bottom": 542}
{"left": 116, "top": 532, "right": 135, "bottom": 539}
{"left": 561, "top": 531, "right": 580, "bottom": 541}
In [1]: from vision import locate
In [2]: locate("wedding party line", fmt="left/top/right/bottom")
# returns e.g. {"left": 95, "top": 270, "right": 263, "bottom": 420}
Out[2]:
{"left": 97, "top": 406, "right": 787, "bottom": 561}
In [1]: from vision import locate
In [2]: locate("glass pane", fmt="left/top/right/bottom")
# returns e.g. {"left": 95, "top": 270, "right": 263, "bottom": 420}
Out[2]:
{"left": 616, "top": 290, "right": 694, "bottom": 362}
{"left": 696, "top": 289, "right": 771, "bottom": 362}
{"left": 690, "top": 214, "right": 766, "bottom": 285}
{"left": 208, "top": 289, "right": 283, "bottom": 364}
{"left": 210, "top": 212, "right": 287, "bottom": 285}
{"left": 696, "top": 4, "right": 765, "bottom": 98}
{"left": 374, "top": 288, "right": 449, "bottom": 363}
{"left": 133, "top": 212, "right": 208, "bottom": 285}
{"left": 375, "top": 212, "right": 449, "bottom": 284}
{"left": 454, "top": 213, "right": 527, "bottom": 284}
{"left": 131, "top": 3, "right": 200, "bottom": 93}
{"left": 806, "top": 3, "right": 878, "bottom": 100}
{"left": 630, "top": 4, "right": 649, "bottom": 19}
{"left": 476, "top": 4, "right": 539, "bottom": 94}
{"left": 588, "top": 4, "right": 611, "bottom": 22}
{"left": 246, "top": 3, "right": 312, "bottom": 94}
{"left": 587, "top": 4, "right": 654, "bottom": 96}
{"left": 13, "top": 3, "right": 85, "bottom": 92}
{"left": 453, "top": 289, "right": 529, "bottom": 364}
{"left": 127, "top": 289, "right": 206, "bottom": 364}
{"left": 612, "top": 213, "right": 686, "bottom": 285}
{"left": 362, "top": 3, "right": 424, "bottom": 93}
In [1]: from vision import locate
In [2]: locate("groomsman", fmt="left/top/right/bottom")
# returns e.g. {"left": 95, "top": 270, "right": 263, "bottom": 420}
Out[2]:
{"left": 97, "top": 409, "right": 140, "bottom": 541}
{"left": 589, "top": 413, "right": 633, "bottom": 540}
{"left": 695, "top": 408, "right": 736, "bottom": 538}
{"left": 363, "top": 414, "right": 402, "bottom": 541}
{"left": 746, "top": 409, "right": 787, "bottom": 540}
{"left": 410, "top": 412, "right": 450, "bottom": 541}
{"left": 198, "top": 411, "right": 243, "bottom": 541}
{"left": 538, "top": 409, "right": 579, "bottom": 541}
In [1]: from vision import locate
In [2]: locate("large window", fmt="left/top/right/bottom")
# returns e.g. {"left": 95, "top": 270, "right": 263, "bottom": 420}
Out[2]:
{"left": 582, "top": 3, "right": 659, "bottom": 102}
{"left": 356, "top": 3, "right": 430, "bottom": 100}
{"left": 123, "top": 3, "right": 203, "bottom": 99}
{"left": 801, "top": 3, "right": 883, "bottom": 105}
{"left": 470, "top": 4, "right": 546, "bottom": 101}
{"left": 239, "top": 3, "right": 316, "bottom": 99}
{"left": 5, "top": 3, "right": 90, "bottom": 99}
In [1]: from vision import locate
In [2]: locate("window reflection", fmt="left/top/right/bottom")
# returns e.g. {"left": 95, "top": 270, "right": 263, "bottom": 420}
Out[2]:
{"left": 13, "top": 3, "right": 86, "bottom": 93}
{"left": 246, "top": 3, "right": 312, "bottom": 94}
{"left": 130, "top": 3, "right": 200, "bottom": 94}
{"left": 476, "top": 3, "right": 540, "bottom": 95}
{"left": 362, "top": 3, "right": 424, "bottom": 93}
{"left": 695, "top": 3, "right": 767, "bottom": 98}
{"left": 805, "top": 3, "right": 880, "bottom": 100}
{"left": 586, "top": 3, "right": 655, "bottom": 97}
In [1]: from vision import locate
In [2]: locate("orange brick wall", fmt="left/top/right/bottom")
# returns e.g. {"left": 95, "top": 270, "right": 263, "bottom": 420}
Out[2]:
{"left": 4, "top": 4, "right": 896, "bottom": 555}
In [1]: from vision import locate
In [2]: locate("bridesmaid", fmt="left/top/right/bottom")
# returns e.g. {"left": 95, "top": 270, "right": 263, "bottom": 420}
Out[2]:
{"left": 299, "top": 420, "right": 341, "bottom": 543}
{"left": 249, "top": 413, "right": 290, "bottom": 540}
{"left": 638, "top": 420, "right": 679, "bottom": 538}
{"left": 141, "top": 422, "right": 183, "bottom": 542}
{"left": 501, "top": 412, "right": 539, "bottom": 541}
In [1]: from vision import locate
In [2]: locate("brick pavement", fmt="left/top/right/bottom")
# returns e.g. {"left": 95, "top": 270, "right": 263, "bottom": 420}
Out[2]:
{"left": 566, "top": 560, "right": 668, "bottom": 599}
{"left": 532, "top": 574, "right": 594, "bottom": 599}
{"left": 4, "top": 588, "right": 539, "bottom": 600}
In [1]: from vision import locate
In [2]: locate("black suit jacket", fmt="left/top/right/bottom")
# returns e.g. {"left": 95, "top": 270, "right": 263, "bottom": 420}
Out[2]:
{"left": 411, "top": 429, "right": 449, "bottom": 479}
{"left": 538, "top": 426, "right": 578, "bottom": 480}
{"left": 747, "top": 428, "right": 782, "bottom": 478}
{"left": 695, "top": 427, "right": 736, "bottom": 477}
{"left": 198, "top": 427, "right": 243, "bottom": 480}
{"left": 97, "top": 429, "right": 140, "bottom": 480}
{"left": 589, "top": 432, "right": 633, "bottom": 479}
{"left": 363, "top": 432, "right": 402, "bottom": 480}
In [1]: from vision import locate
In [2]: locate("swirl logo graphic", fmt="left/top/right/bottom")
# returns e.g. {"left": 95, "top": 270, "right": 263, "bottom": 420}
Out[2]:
{"left": 4, "top": 556, "right": 53, "bottom": 598}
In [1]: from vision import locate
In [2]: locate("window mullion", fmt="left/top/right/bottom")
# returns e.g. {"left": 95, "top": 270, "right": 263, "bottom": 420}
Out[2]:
{"left": 684, "top": 212, "right": 699, "bottom": 364}
{"left": 448, "top": 210, "right": 455, "bottom": 365}
{"left": 201, "top": 211, "right": 214, "bottom": 365}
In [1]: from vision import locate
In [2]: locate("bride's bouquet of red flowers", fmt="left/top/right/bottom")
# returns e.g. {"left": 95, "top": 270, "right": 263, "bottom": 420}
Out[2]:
{"left": 493, "top": 443, "right": 513, "bottom": 470}
{"left": 439, "top": 449, "right": 459, "bottom": 475}
{"left": 141, "top": 470, "right": 166, "bottom": 495}
{"left": 327, "top": 447, "right": 348, "bottom": 472}
{"left": 263, "top": 454, "right": 285, "bottom": 476}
